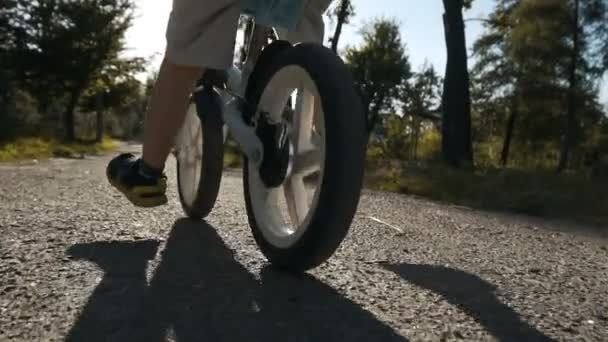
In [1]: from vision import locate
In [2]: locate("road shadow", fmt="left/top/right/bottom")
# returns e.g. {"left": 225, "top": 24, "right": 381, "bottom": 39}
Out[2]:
{"left": 383, "top": 263, "right": 556, "bottom": 342}
{"left": 66, "top": 219, "right": 406, "bottom": 342}
{"left": 66, "top": 239, "right": 161, "bottom": 342}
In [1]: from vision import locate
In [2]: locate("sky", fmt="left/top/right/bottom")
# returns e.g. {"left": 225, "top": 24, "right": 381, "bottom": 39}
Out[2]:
{"left": 123, "top": 0, "right": 495, "bottom": 71}
{"left": 124, "top": 0, "right": 607, "bottom": 106}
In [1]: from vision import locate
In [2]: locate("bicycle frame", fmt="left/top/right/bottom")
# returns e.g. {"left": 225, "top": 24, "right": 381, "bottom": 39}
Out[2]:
{"left": 217, "top": 24, "right": 271, "bottom": 166}
{"left": 195, "top": 1, "right": 306, "bottom": 166}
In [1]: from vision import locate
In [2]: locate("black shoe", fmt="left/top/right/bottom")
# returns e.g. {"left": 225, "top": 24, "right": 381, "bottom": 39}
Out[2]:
{"left": 106, "top": 153, "right": 168, "bottom": 207}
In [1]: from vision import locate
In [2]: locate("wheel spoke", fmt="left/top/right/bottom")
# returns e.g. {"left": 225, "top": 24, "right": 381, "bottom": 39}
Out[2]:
{"left": 290, "top": 85, "right": 322, "bottom": 177}
{"left": 259, "top": 72, "right": 294, "bottom": 122}
{"left": 293, "top": 87, "right": 315, "bottom": 151}
{"left": 291, "top": 148, "right": 321, "bottom": 177}
{"left": 185, "top": 121, "right": 199, "bottom": 166}
{"left": 284, "top": 175, "right": 309, "bottom": 227}
{"left": 176, "top": 106, "right": 204, "bottom": 207}
{"left": 254, "top": 174, "right": 290, "bottom": 231}
{"left": 192, "top": 126, "right": 203, "bottom": 160}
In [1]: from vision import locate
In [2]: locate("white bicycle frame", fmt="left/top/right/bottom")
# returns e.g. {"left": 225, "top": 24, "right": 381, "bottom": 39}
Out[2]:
{"left": 200, "top": 0, "right": 307, "bottom": 168}
{"left": 217, "top": 65, "right": 264, "bottom": 165}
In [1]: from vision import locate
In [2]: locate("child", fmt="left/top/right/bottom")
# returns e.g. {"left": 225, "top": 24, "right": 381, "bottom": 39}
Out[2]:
{"left": 106, "top": 0, "right": 332, "bottom": 207}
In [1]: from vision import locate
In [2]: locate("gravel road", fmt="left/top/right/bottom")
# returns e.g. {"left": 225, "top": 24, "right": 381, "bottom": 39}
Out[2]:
{"left": 1, "top": 145, "right": 607, "bottom": 341}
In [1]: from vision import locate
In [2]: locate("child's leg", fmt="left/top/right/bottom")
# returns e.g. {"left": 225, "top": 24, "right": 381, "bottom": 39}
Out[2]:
{"left": 144, "top": 0, "right": 242, "bottom": 170}
{"left": 107, "top": 0, "right": 241, "bottom": 207}
{"left": 141, "top": 59, "right": 203, "bottom": 170}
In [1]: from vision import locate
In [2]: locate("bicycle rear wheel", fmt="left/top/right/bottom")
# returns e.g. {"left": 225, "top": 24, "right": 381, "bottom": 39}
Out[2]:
{"left": 175, "top": 89, "right": 225, "bottom": 220}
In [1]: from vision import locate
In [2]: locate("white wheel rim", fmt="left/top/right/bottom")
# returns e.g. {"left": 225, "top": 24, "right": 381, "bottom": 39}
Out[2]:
{"left": 248, "top": 65, "right": 326, "bottom": 249}
{"left": 176, "top": 103, "right": 203, "bottom": 207}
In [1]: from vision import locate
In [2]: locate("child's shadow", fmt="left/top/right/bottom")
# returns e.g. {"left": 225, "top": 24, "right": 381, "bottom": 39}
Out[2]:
{"left": 383, "top": 263, "right": 556, "bottom": 342}
{"left": 66, "top": 239, "right": 160, "bottom": 341}
{"left": 66, "top": 218, "right": 406, "bottom": 342}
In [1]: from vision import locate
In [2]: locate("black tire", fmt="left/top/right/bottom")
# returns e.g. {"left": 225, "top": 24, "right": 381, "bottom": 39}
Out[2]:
{"left": 243, "top": 43, "right": 367, "bottom": 272}
{"left": 176, "top": 89, "right": 225, "bottom": 220}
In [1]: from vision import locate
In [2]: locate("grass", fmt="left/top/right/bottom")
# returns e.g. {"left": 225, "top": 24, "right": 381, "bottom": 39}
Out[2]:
{"left": 223, "top": 148, "right": 243, "bottom": 169}
{"left": 0, "top": 137, "right": 119, "bottom": 162}
{"left": 211, "top": 136, "right": 608, "bottom": 227}
{"left": 223, "top": 140, "right": 244, "bottom": 169}
{"left": 365, "top": 159, "right": 608, "bottom": 227}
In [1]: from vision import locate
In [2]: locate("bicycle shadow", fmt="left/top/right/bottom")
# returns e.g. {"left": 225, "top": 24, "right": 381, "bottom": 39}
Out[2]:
{"left": 383, "top": 263, "right": 556, "bottom": 342}
{"left": 66, "top": 218, "right": 406, "bottom": 342}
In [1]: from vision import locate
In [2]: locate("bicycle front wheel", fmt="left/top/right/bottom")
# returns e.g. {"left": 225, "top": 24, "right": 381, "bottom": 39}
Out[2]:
{"left": 243, "top": 43, "right": 367, "bottom": 272}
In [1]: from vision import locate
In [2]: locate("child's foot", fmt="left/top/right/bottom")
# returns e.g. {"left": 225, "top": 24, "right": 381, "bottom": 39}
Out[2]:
{"left": 106, "top": 153, "right": 168, "bottom": 208}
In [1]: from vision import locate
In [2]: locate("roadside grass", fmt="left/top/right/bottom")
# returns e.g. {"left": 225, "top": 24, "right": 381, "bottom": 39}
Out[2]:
{"left": 223, "top": 139, "right": 243, "bottom": 169}
{"left": 0, "top": 137, "right": 119, "bottom": 162}
{"left": 217, "top": 137, "right": 607, "bottom": 227}
{"left": 365, "top": 159, "right": 608, "bottom": 227}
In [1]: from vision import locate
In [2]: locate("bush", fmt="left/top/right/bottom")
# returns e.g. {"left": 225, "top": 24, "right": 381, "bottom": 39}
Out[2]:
{"left": 365, "top": 160, "right": 608, "bottom": 226}
{"left": 0, "top": 137, "right": 119, "bottom": 162}
{"left": 223, "top": 138, "right": 243, "bottom": 168}
{"left": 0, "top": 88, "right": 39, "bottom": 141}
{"left": 417, "top": 128, "right": 441, "bottom": 159}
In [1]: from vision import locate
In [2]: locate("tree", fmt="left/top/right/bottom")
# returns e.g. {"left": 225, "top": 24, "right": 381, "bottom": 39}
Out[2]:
{"left": 471, "top": 0, "right": 518, "bottom": 166}
{"left": 402, "top": 63, "right": 442, "bottom": 159}
{"left": 473, "top": 0, "right": 607, "bottom": 169}
{"left": 558, "top": 0, "right": 608, "bottom": 171}
{"left": 344, "top": 18, "right": 412, "bottom": 136}
{"left": 328, "top": 0, "right": 355, "bottom": 53}
{"left": 441, "top": 0, "right": 474, "bottom": 168}
{"left": 11, "top": 0, "right": 139, "bottom": 141}
{"left": 0, "top": 0, "right": 18, "bottom": 125}
{"left": 58, "top": 0, "right": 139, "bottom": 141}
{"left": 80, "top": 57, "right": 146, "bottom": 141}
{"left": 0, "top": 0, "right": 43, "bottom": 139}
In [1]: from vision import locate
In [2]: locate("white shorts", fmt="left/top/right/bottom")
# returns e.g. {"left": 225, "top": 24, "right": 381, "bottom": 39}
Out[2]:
{"left": 165, "top": 0, "right": 333, "bottom": 69}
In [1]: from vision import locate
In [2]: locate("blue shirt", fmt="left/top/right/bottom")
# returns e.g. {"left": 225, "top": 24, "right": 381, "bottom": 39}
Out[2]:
{"left": 241, "top": 0, "right": 306, "bottom": 31}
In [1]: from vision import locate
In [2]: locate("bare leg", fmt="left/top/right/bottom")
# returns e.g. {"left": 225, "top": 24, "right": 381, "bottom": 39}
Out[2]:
{"left": 141, "top": 58, "right": 204, "bottom": 170}
{"left": 106, "top": 0, "right": 238, "bottom": 208}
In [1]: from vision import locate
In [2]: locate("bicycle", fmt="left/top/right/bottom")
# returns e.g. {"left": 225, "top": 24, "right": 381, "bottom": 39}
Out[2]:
{"left": 173, "top": 0, "right": 367, "bottom": 272}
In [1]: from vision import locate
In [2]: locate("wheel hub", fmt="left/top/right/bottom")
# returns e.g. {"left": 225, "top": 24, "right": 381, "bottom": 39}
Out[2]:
{"left": 256, "top": 112, "right": 292, "bottom": 188}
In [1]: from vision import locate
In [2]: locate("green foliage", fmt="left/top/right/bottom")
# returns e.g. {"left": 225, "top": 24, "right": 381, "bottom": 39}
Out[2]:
{"left": 223, "top": 138, "right": 243, "bottom": 168}
{"left": 344, "top": 17, "right": 412, "bottom": 128}
{"left": 403, "top": 63, "right": 442, "bottom": 115}
{"left": 380, "top": 114, "right": 412, "bottom": 160}
{"left": 329, "top": 0, "right": 355, "bottom": 23}
{"left": 471, "top": 0, "right": 608, "bottom": 169}
{"left": 0, "top": 136, "right": 118, "bottom": 162}
{"left": 417, "top": 128, "right": 441, "bottom": 159}
{"left": 0, "top": 88, "right": 39, "bottom": 141}
{"left": 401, "top": 63, "right": 442, "bottom": 159}
{"left": 327, "top": 0, "right": 355, "bottom": 52}
{"left": 1, "top": 0, "right": 145, "bottom": 141}
{"left": 363, "top": 58, "right": 442, "bottom": 162}
{"left": 365, "top": 161, "right": 608, "bottom": 226}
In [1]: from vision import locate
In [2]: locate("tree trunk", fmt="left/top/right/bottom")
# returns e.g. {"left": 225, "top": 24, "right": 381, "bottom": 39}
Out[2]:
{"left": 501, "top": 95, "right": 518, "bottom": 167}
{"left": 330, "top": 0, "right": 350, "bottom": 53}
{"left": 64, "top": 90, "right": 80, "bottom": 141}
{"left": 441, "top": 0, "right": 474, "bottom": 168}
{"left": 557, "top": 0, "right": 580, "bottom": 173}
{"left": 411, "top": 115, "right": 421, "bottom": 160}
{"left": 95, "top": 92, "right": 104, "bottom": 143}
{"left": 367, "top": 95, "right": 384, "bottom": 139}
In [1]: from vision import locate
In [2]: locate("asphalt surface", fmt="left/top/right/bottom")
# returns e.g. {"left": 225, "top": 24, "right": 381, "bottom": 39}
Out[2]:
{"left": 1, "top": 145, "right": 607, "bottom": 341}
